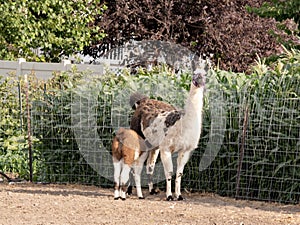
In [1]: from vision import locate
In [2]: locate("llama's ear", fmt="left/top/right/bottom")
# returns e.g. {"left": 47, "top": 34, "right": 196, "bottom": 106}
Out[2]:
{"left": 191, "top": 55, "right": 199, "bottom": 72}
{"left": 203, "top": 62, "right": 209, "bottom": 72}
{"left": 191, "top": 54, "right": 209, "bottom": 74}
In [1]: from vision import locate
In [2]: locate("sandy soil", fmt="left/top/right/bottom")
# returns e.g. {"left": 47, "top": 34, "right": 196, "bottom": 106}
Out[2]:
{"left": 0, "top": 182, "right": 299, "bottom": 225}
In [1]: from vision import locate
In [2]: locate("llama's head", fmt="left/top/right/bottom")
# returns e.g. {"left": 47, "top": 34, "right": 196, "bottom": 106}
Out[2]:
{"left": 192, "top": 65, "right": 207, "bottom": 87}
{"left": 191, "top": 58, "right": 209, "bottom": 88}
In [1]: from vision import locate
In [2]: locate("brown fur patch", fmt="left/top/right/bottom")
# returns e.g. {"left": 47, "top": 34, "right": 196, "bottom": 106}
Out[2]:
{"left": 130, "top": 98, "right": 176, "bottom": 137}
{"left": 121, "top": 145, "right": 135, "bottom": 165}
{"left": 165, "top": 110, "right": 183, "bottom": 127}
{"left": 116, "top": 128, "right": 146, "bottom": 152}
{"left": 111, "top": 136, "right": 122, "bottom": 161}
{"left": 121, "top": 184, "right": 127, "bottom": 192}
{"left": 148, "top": 149, "right": 157, "bottom": 164}
{"left": 114, "top": 182, "right": 119, "bottom": 190}
{"left": 169, "top": 145, "right": 176, "bottom": 153}
{"left": 111, "top": 128, "right": 147, "bottom": 166}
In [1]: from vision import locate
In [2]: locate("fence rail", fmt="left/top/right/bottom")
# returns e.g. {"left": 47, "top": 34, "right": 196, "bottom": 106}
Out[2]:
{"left": 0, "top": 58, "right": 107, "bottom": 80}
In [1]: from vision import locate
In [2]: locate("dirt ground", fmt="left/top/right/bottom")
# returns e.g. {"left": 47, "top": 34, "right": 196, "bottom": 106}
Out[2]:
{"left": 0, "top": 182, "right": 299, "bottom": 225}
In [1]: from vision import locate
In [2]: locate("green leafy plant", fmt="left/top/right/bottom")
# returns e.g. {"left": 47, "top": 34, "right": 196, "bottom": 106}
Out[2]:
{"left": 248, "top": 0, "right": 300, "bottom": 30}
{"left": 0, "top": 73, "right": 43, "bottom": 180}
{"left": 0, "top": 0, "right": 106, "bottom": 62}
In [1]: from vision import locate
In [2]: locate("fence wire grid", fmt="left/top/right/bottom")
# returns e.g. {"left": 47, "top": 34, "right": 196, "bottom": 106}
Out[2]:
{"left": 0, "top": 70, "right": 299, "bottom": 204}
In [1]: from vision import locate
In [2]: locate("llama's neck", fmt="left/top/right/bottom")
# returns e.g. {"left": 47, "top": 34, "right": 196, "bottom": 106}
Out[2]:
{"left": 183, "top": 82, "right": 204, "bottom": 125}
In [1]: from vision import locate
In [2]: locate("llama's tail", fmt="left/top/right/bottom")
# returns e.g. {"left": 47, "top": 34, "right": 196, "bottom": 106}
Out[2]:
{"left": 129, "top": 92, "right": 148, "bottom": 109}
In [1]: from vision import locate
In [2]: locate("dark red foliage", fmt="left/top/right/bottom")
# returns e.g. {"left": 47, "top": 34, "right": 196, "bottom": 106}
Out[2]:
{"left": 86, "top": 0, "right": 287, "bottom": 72}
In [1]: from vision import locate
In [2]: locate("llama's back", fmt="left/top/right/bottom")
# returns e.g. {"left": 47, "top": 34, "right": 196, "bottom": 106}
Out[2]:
{"left": 130, "top": 97, "right": 176, "bottom": 139}
{"left": 142, "top": 109, "right": 184, "bottom": 150}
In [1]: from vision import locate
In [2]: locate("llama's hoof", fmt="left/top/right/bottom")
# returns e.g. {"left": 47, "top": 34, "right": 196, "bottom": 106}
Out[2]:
{"left": 150, "top": 188, "right": 160, "bottom": 195}
{"left": 177, "top": 195, "right": 184, "bottom": 201}
{"left": 138, "top": 197, "right": 145, "bottom": 199}
{"left": 114, "top": 197, "right": 120, "bottom": 200}
{"left": 121, "top": 197, "right": 126, "bottom": 201}
{"left": 166, "top": 195, "right": 174, "bottom": 201}
{"left": 126, "top": 186, "right": 133, "bottom": 195}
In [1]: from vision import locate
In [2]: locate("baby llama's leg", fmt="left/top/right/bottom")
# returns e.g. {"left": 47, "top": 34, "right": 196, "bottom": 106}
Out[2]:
{"left": 175, "top": 150, "right": 191, "bottom": 200}
{"left": 119, "top": 162, "right": 131, "bottom": 200}
{"left": 160, "top": 149, "right": 174, "bottom": 201}
{"left": 133, "top": 151, "right": 148, "bottom": 199}
{"left": 146, "top": 149, "right": 160, "bottom": 194}
{"left": 126, "top": 171, "right": 134, "bottom": 195}
{"left": 113, "top": 158, "right": 122, "bottom": 200}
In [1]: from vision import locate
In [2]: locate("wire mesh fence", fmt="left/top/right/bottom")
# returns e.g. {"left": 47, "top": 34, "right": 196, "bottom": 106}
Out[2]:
{"left": 1, "top": 66, "right": 299, "bottom": 204}
{"left": 237, "top": 96, "right": 300, "bottom": 203}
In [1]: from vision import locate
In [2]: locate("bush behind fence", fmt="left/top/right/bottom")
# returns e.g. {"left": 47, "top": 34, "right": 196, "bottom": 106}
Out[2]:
{"left": 0, "top": 55, "right": 299, "bottom": 204}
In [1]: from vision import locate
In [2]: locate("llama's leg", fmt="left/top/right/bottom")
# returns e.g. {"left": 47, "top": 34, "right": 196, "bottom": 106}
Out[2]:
{"left": 160, "top": 149, "right": 173, "bottom": 201}
{"left": 126, "top": 170, "right": 134, "bottom": 195}
{"left": 133, "top": 151, "right": 148, "bottom": 199}
{"left": 175, "top": 151, "right": 191, "bottom": 200}
{"left": 113, "top": 159, "right": 121, "bottom": 200}
{"left": 120, "top": 163, "right": 131, "bottom": 200}
{"left": 146, "top": 149, "right": 160, "bottom": 194}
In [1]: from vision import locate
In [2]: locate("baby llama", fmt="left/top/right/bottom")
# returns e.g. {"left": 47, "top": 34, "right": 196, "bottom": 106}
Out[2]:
{"left": 111, "top": 127, "right": 148, "bottom": 200}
